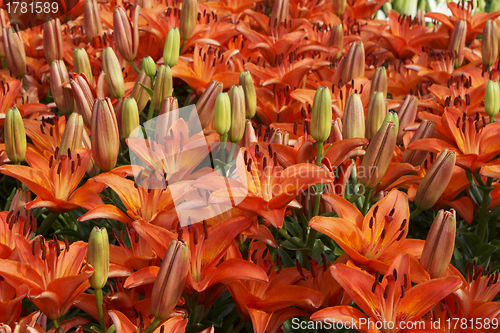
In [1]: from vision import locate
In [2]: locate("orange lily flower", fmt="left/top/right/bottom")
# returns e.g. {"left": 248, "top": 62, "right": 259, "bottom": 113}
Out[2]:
{"left": 0, "top": 235, "right": 94, "bottom": 320}
{"left": 0, "top": 209, "right": 34, "bottom": 260}
{"left": 0, "top": 278, "right": 28, "bottom": 326}
{"left": 311, "top": 254, "right": 463, "bottom": 333}
{"left": 109, "top": 310, "right": 187, "bottom": 333}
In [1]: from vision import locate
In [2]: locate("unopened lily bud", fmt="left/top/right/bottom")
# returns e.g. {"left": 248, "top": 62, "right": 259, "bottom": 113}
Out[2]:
{"left": 151, "top": 239, "right": 189, "bottom": 319}
{"left": 59, "top": 113, "right": 84, "bottom": 158}
{"left": 330, "top": 117, "right": 343, "bottom": 142}
{"left": 311, "top": 86, "right": 332, "bottom": 143}
{"left": 4, "top": 107, "right": 26, "bottom": 164}
{"left": 342, "top": 93, "right": 365, "bottom": 139}
{"left": 370, "top": 67, "right": 387, "bottom": 97}
{"left": 71, "top": 75, "right": 94, "bottom": 128}
{"left": 415, "top": 148, "right": 456, "bottom": 211}
{"left": 141, "top": 56, "right": 157, "bottom": 78}
{"left": 102, "top": 47, "right": 125, "bottom": 99}
{"left": 113, "top": 6, "right": 139, "bottom": 62}
{"left": 50, "top": 60, "right": 74, "bottom": 116}
{"left": 163, "top": 28, "right": 180, "bottom": 67}
{"left": 449, "top": 20, "right": 467, "bottom": 69}
{"left": 84, "top": 0, "right": 103, "bottom": 41}
{"left": 365, "top": 92, "right": 388, "bottom": 140}
{"left": 130, "top": 69, "right": 151, "bottom": 113}
{"left": 180, "top": 0, "right": 197, "bottom": 41}
{"left": 332, "top": 0, "right": 346, "bottom": 16}
{"left": 228, "top": 85, "right": 246, "bottom": 143}
{"left": 152, "top": 65, "right": 172, "bottom": 111}
{"left": 482, "top": 20, "right": 498, "bottom": 68}
{"left": 359, "top": 112, "right": 398, "bottom": 189}
{"left": 43, "top": 19, "right": 63, "bottom": 65}
{"left": 342, "top": 42, "right": 365, "bottom": 84}
{"left": 195, "top": 80, "right": 223, "bottom": 129}
{"left": 73, "top": 48, "right": 94, "bottom": 86}
{"left": 243, "top": 119, "right": 257, "bottom": 147}
{"left": 121, "top": 97, "right": 140, "bottom": 140}
{"left": 156, "top": 97, "right": 179, "bottom": 143}
{"left": 329, "top": 24, "right": 343, "bottom": 61}
{"left": 270, "top": 0, "right": 289, "bottom": 38}
{"left": 397, "top": 95, "right": 418, "bottom": 144}
{"left": 88, "top": 227, "right": 109, "bottom": 289}
{"left": 239, "top": 71, "right": 256, "bottom": 119}
{"left": 420, "top": 209, "right": 456, "bottom": 278}
{"left": 485, "top": 80, "right": 500, "bottom": 120}
{"left": 214, "top": 92, "right": 231, "bottom": 137}
{"left": 91, "top": 98, "right": 120, "bottom": 171}
{"left": 2, "top": 28, "right": 26, "bottom": 78}
{"left": 401, "top": 120, "right": 435, "bottom": 166}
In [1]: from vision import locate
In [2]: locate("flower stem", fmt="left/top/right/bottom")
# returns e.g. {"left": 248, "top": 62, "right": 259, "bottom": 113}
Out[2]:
{"left": 228, "top": 142, "right": 237, "bottom": 164}
{"left": 147, "top": 101, "right": 155, "bottom": 122}
{"left": 38, "top": 213, "right": 59, "bottom": 235}
{"left": 219, "top": 134, "right": 227, "bottom": 163}
{"left": 143, "top": 317, "right": 161, "bottom": 333}
{"left": 231, "top": 320, "right": 246, "bottom": 333}
{"left": 307, "top": 141, "right": 324, "bottom": 250}
{"left": 128, "top": 60, "right": 140, "bottom": 74}
{"left": 277, "top": 227, "right": 304, "bottom": 248}
{"left": 52, "top": 319, "right": 63, "bottom": 332}
{"left": 95, "top": 288, "right": 106, "bottom": 333}
{"left": 361, "top": 188, "right": 373, "bottom": 215}
{"left": 409, "top": 208, "right": 422, "bottom": 220}
{"left": 478, "top": 177, "right": 493, "bottom": 242}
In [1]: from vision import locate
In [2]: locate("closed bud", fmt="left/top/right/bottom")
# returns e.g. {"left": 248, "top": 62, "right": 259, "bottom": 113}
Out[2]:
{"left": 332, "top": 0, "right": 346, "bottom": 16}
{"left": 71, "top": 74, "right": 94, "bottom": 128}
{"left": 4, "top": 107, "right": 26, "bottom": 164}
{"left": 151, "top": 239, "right": 189, "bottom": 319}
{"left": 156, "top": 97, "right": 179, "bottom": 143}
{"left": 113, "top": 6, "right": 139, "bottom": 62}
{"left": 228, "top": 85, "right": 246, "bottom": 143}
{"left": 420, "top": 209, "right": 456, "bottom": 278}
{"left": 121, "top": 97, "right": 140, "bottom": 140}
{"left": 163, "top": 28, "right": 180, "bottom": 67}
{"left": 401, "top": 120, "right": 435, "bottom": 166}
{"left": 243, "top": 119, "right": 257, "bottom": 147}
{"left": 88, "top": 227, "right": 109, "bottom": 289}
{"left": 195, "top": 80, "right": 223, "bottom": 128}
{"left": 91, "top": 98, "right": 120, "bottom": 171}
{"left": 330, "top": 117, "right": 343, "bottom": 142}
{"left": 239, "top": 71, "right": 257, "bottom": 119}
{"left": 270, "top": 0, "right": 289, "bottom": 38}
{"left": 59, "top": 113, "right": 84, "bottom": 158}
{"left": 214, "top": 92, "right": 231, "bottom": 136}
{"left": 130, "top": 69, "right": 151, "bottom": 113}
{"left": 84, "top": 0, "right": 103, "bottom": 41}
{"left": 179, "top": 0, "right": 197, "bottom": 41}
{"left": 359, "top": 113, "right": 398, "bottom": 189}
{"left": 311, "top": 86, "right": 332, "bottom": 143}
{"left": 73, "top": 48, "right": 94, "bottom": 86}
{"left": 50, "top": 60, "right": 74, "bottom": 116}
{"left": 329, "top": 24, "right": 343, "bottom": 61}
{"left": 2, "top": 28, "right": 26, "bottom": 78}
{"left": 449, "top": 20, "right": 467, "bottom": 69}
{"left": 482, "top": 20, "right": 498, "bottom": 68}
{"left": 342, "top": 42, "right": 365, "bottom": 84}
{"left": 485, "top": 80, "right": 500, "bottom": 119}
{"left": 370, "top": 67, "right": 387, "bottom": 98}
{"left": 102, "top": 47, "right": 125, "bottom": 99}
{"left": 397, "top": 94, "right": 418, "bottom": 144}
{"left": 152, "top": 65, "right": 172, "bottom": 111}
{"left": 43, "top": 19, "right": 63, "bottom": 65}
{"left": 342, "top": 93, "right": 365, "bottom": 139}
{"left": 415, "top": 148, "right": 456, "bottom": 211}
{"left": 141, "top": 56, "right": 157, "bottom": 78}
{"left": 365, "top": 92, "right": 388, "bottom": 140}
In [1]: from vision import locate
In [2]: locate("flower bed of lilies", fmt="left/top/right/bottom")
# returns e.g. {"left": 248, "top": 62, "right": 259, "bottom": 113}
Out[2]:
{"left": 1, "top": 0, "right": 500, "bottom": 332}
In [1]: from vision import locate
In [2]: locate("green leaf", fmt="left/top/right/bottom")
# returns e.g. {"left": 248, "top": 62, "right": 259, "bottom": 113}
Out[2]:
{"left": 281, "top": 238, "right": 309, "bottom": 251}
{"left": 139, "top": 83, "right": 155, "bottom": 98}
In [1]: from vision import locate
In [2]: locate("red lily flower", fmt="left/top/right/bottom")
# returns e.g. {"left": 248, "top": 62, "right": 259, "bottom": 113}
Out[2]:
{"left": 109, "top": 310, "right": 187, "bottom": 333}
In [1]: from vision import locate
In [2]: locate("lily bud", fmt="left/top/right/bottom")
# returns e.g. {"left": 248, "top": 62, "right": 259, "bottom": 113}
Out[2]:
{"left": 152, "top": 65, "right": 173, "bottom": 111}
{"left": 4, "top": 107, "right": 26, "bottom": 164}
{"left": 270, "top": 0, "right": 289, "bottom": 38}
{"left": 332, "top": 0, "right": 346, "bottom": 16}
{"left": 50, "top": 60, "right": 75, "bottom": 116}
{"left": 485, "top": 80, "right": 500, "bottom": 120}
{"left": 141, "top": 56, "right": 157, "bottom": 77}
{"left": 84, "top": 0, "right": 103, "bottom": 41}
{"left": 397, "top": 95, "right": 418, "bottom": 144}
{"left": 2, "top": 28, "right": 26, "bottom": 78}
{"left": 370, "top": 67, "right": 388, "bottom": 97}
{"left": 342, "top": 42, "right": 365, "bottom": 84}
{"left": 91, "top": 98, "right": 120, "bottom": 171}
{"left": 401, "top": 120, "right": 435, "bottom": 166}
{"left": 88, "top": 227, "right": 109, "bottom": 289}
{"left": 214, "top": 92, "right": 231, "bottom": 137}
{"left": 420, "top": 209, "right": 456, "bottom": 278}
{"left": 121, "top": 97, "right": 140, "bottom": 140}
{"left": 359, "top": 112, "right": 398, "bottom": 189}
{"left": 195, "top": 80, "right": 223, "bottom": 129}
{"left": 365, "top": 92, "right": 388, "bottom": 140}
{"left": 156, "top": 97, "right": 179, "bottom": 143}
{"left": 180, "top": 0, "right": 197, "bottom": 41}
{"left": 482, "top": 20, "right": 498, "bottom": 68}
{"left": 342, "top": 93, "right": 365, "bottom": 139}
{"left": 163, "top": 28, "right": 180, "bottom": 67}
{"left": 311, "top": 86, "right": 332, "bottom": 143}
{"left": 59, "top": 113, "right": 84, "bottom": 158}
{"left": 239, "top": 71, "right": 257, "bottom": 119}
{"left": 151, "top": 239, "right": 189, "bottom": 319}
{"left": 228, "top": 85, "right": 246, "bottom": 143}
{"left": 71, "top": 75, "right": 94, "bottom": 128}
{"left": 329, "top": 24, "right": 343, "bottom": 61}
{"left": 102, "top": 47, "right": 125, "bottom": 99}
{"left": 130, "top": 69, "right": 151, "bottom": 113}
{"left": 43, "top": 19, "right": 63, "bottom": 65}
{"left": 243, "top": 119, "right": 257, "bottom": 147}
{"left": 113, "top": 6, "right": 139, "bottom": 62}
{"left": 73, "top": 48, "right": 94, "bottom": 86}
{"left": 415, "top": 149, "right": 456, "bottom": 211}
{"left": 449, "top": 20, "right": 467, "bottom": 69}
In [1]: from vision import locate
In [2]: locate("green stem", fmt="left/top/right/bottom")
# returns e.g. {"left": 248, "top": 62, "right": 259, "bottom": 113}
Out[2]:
{"left": 143, "top": 317, "right": 161, "bottom": 333}
{"left": 277, "top": 227, "right": 304, "bottom": 248}
{"left": 307, "top": 141, "right": 324, "bottom": 250}
{"left": 219, "top": 134, "right": 227, "bottom": 163}
{"left": 180, "top": 40, "right": 187, "bottom": 53}
{"left": 231, "top": 320, "right": 246, "bottom": 333}
{"left": 95, "top": 288, "right": 106, "bottom": 333}
{"left": 228, "top": 142, "right": 237, "bottom": 164}
{"left": 361, "top": 188, "right": 374, "bottom": 216}
{"left": 147, "top": 101, "right": 155, "bottom": 122}
{"left": 52, "top": 319, "right": 63, "bottom": 332}
{"left": 189, "top": 292, "right": 200, "bottom": 324}
{"left": 409, "top": 208, "right": 422, "bottom": 220}
{"left": 128, "top": 60, "right": 141, "bottom": 74}
{"left": 478, "top": 177, "right": 493, "bottom": 242}
{"left": 490, "top": 115, "right": 495, "bottom": 123}
{"left": 38, "top": 213, "right": 59, "bottom": 235}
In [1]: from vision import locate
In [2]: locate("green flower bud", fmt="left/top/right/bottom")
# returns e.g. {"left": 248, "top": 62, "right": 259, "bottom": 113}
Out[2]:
{"left": 239, "top": 71, "right": 256, "bottom": 119}
{"left": 214, "top": 92, "right": 231, "bottom": 136}
{"left": 88, "top": 227, "right": 109, "bottom": 289}
{"left": 485, "top": 80, "right": 500, "bottom": 120}
{"left": 121, "top": 97, "right": 140, "bottom": 140}
{"left": 365, "top": 92, "right": 388, "bottom": 140}
{"left": 163, "top": 28, "right": 180, "bottom": 67}
{"left": 141, "top": 56, "right": 157, "bottom": 78}
{"left": 329, "top": 24, "right": 343, "bottom": 61}
{"left": 152, "top": 65, "right": 173, "bottom": 111}
{"left": 4, "top": 107, "right": 26, "bottom": 164}
{"left": 102, "top": 47, "right": 125, "bottom": 99}
{"left": 73, "top": 48, "right": 94, "bottom": 86}
{"left": 180, "top": 0, "right": 197, "bottom": 41}
{"left": 228, "top": 85, "right": 246, "bottom": 143}
{"left": 311, "top": 86, "right": 332, "bottom": 143}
